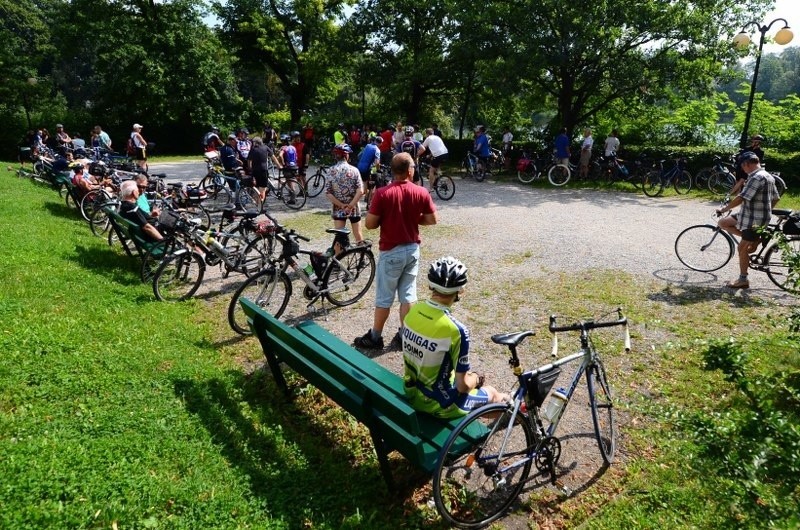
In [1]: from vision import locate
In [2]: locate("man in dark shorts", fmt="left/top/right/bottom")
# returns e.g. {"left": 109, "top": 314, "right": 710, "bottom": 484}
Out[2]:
{"left": 248, "top": 136, "right": 282, "bottom": 203}
{"left": 716, "top": 151, "right": 780, "bottom": 289}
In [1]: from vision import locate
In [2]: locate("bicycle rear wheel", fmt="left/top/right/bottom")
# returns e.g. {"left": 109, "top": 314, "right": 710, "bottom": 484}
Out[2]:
{"left": 237, "top": 186, "right": 262, "bottom": 212}
{"left": 764, "top": 237, "right": 800, "bottom": 292}
{"left": 228, "top": 267, "right": 292, "bottom": 335}
{"left": 240, "top": 235, "right": 276, "bottom": 276}
{"left": 547, "top": 164, "right": 570, "bottom": 186}
{"left": 587, "top": 359, "right": 616, "bottom": 465}
{"left": 433, "top": 403, "right": 533, "bottom": 529}
{"left": 203, "top": 185, "right": 232, "bottom": 211}
{"left": 673, "top": 170, "right": 692, "bottom": 194}
{"left": 674, "top": 224, "right": 734, "bottom": 272}
{"left": 517, "top": 163, "right": 538, "bottom": 184}
{"left": 708, "top": 171, "right": 734, "bottom": 196}
{"left": 280, "top": 179, "right": 306, "bottom": 209}
{"left": 306, "top": 169, "right": 327, "bottom": 197}
{"left": 89, "top": 204, "right": 112, "bottom": 237}
{"left": 152, "top": 250, "right": 205, "bottom": 302}
{"left": 433, "top": 175, "right": 456, "bottom": 201}
{"left": 323, "top": 247, "right": 376, "bottom": 306}
{"left": 641, "top": 171, "right": 663, "bottom": 197}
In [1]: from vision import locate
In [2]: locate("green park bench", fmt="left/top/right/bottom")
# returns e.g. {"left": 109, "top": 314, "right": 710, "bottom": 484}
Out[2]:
{"left": 239, "top": 297, "right": 489, "bottom": 490}
{"left": 105, "top": 206, "right": 176, "bottom": 280}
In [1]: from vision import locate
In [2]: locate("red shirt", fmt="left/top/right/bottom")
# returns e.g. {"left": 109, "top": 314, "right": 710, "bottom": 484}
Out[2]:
{"left": 292, "top": 140, "right": 305, "bottom": 165}
{"left": 368, "top": 180, "right": 436, "bottom": 251}
{"left": 379, "top": 130, "right": 394, "bottom": 153}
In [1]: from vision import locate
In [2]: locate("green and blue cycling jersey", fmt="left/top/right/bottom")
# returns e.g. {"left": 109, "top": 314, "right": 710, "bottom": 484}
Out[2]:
{"left": 403, "top": 300, "right": 486, "bottom": 418}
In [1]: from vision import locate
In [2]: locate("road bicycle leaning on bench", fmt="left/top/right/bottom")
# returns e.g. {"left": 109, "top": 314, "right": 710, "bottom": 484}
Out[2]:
{"left": 674, "top": 204, "right": 800, "bottom": 291}
{"left": 432, "top": 309, "right": 630, "bottom": 528}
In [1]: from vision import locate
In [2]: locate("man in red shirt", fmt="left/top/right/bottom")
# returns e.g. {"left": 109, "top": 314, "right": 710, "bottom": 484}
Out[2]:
{"left": 291, "top": 131, "right": 307, "bottom": 188}
{"left": 354, "top": 152, "right": 438, "bottom": 350}
{"left": 379, "top": 125, "right": 395, "bottom": 166}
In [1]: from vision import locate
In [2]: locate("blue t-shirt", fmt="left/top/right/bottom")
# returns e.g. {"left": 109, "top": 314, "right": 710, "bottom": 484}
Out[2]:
{"left": 473, "top": 133, "right": 490, "bottom": 157}
{"left": 357, "top": 143, "right": 380, "bottom": 173}
{"left": 555, "top": 133, "right": 570, "bottom": 158}
{"left": 220, "top": 145, "right": 240, "bottom": 171}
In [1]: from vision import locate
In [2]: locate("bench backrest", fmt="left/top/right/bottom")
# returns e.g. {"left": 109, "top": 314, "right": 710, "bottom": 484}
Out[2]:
{"left": 105, "top": 207, "right": 162, "bottom": 256}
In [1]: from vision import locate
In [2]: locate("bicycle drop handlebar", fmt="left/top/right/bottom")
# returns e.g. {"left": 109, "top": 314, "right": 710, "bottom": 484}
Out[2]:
{"left": 548, "top": 308, "right": 631, "bottom": 355}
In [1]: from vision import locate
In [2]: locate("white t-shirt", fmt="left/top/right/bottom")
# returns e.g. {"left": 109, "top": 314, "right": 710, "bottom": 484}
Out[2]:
{"left": 604, "top": 136, "right": 620, "bottom": 156}
{"left": 582, "top": 136, "right": 594, "bottom": 151}
{"left": 422, "top": 134, "right": 448, "bottom": 158}
{"left": 502, "top": 132, "right": 513, "bottom": 145}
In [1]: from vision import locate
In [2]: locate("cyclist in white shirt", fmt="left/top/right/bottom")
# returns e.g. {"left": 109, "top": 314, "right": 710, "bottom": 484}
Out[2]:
{"left": 603, "top": 129, "right": 620, "bottom": 157}
{"left": 421, "top": 128, "right": 448, "bottom": 191}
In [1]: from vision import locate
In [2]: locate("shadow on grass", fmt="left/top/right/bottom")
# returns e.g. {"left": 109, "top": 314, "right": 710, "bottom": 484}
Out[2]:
{"left": 44, "top": 200, "right": 81, "bottom": 221}
{"left": 69, "top": 244, "right": 143, "bottom": 287}
{"left": 648, "top": 282, "right": 769, "bottom": 308}
{"left": 173, "top": 370, "right": 427, "bottom": 527}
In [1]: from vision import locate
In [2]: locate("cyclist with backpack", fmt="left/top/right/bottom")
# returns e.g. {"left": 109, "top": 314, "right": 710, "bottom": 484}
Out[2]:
{"left": 396, "top": 126, "right": 426, "bottom": 184}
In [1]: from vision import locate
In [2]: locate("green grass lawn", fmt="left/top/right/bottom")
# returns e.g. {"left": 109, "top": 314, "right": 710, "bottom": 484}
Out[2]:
{"left": 1, "top": 164, "right": 797, "bottom": 529}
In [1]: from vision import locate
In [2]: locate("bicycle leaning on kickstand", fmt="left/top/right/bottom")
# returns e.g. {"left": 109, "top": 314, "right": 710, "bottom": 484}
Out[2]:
{"left": 432, "top": 308, "right": 630, "bottom": 529}
{"left": 227, "top": 222, "right": 376, "bottom": 334}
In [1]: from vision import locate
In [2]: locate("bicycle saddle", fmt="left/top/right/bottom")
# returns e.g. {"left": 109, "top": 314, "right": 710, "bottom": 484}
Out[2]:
{"left": 772, "top": 209, "right": 793, "bottom": 217}
{"left": 491, "top": 330, "right": 535, "bottom": 347}
{"left": 326, "top": 228, "right": 351, "bottom": 236}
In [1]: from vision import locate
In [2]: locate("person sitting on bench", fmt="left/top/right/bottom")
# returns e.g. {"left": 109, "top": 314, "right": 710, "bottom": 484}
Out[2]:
{"left": 119, "top": 180, "right": 163, "bottom": 242}
{"left": 402, "top": 256, "right": 508, "bottom": 418}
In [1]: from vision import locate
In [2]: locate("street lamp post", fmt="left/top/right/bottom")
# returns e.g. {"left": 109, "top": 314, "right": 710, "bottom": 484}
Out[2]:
{"left": 733, "top": 18, "right": 794, "bottom": 149}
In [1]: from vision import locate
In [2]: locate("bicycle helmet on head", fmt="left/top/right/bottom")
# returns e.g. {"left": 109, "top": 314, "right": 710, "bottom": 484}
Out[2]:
{"left": 428, "top": 256, "right": 468, "bottom": 294}
{"left": 404, "top": 125, "right": 415, "bottom": 136}
{"left": 332, "top": 143, "right": 352, "bottom": 156}
{"left": 280, "top": 134, "right": 290, "bottom": 142}
{"left": 751, "top": 134, "right": 764, "bottom": 141}
{"left": 373, "top": 136, "right": 383, "bottom": 144}
{"left": 290, "top": 130, "right": 300, "bottom": 138}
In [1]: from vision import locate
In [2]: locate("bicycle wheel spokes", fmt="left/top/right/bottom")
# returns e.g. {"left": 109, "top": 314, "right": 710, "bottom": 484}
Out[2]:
{"left": 434, "top": 175, "right": 456, "bottom": 201}
{"left": 641, "top": 171, "right": 663, "bottom": 197}
{"left": 587, "top": 360, "right": 616, "bottom": 465}
{"left": 548, "top": 164, "right": 570, "bottom": 186}
{"left": 202, "top": 185, "right": 232, "bottom": 211}
{"left": 306, "top": 170, "right": 327, "bottom": 197}
{"left": 240, "top": 235, "right": 276, "bottom": 276}
{"left": 673, "top": 170, "right": 692, "bottom": 195}
{"left": 152, "top": 251, "right": 205, "bottom": 302}
{"left": 434, "top": 404, "right": 533, "bottom": 528}
{"left": 674, "top": 224, "right": 734, "bottom": 272}
{"left": 324, "top": 248, "right": 376, "bottom": 306}
{"left": 280, "top": 179, "right": 306, "bottom": 209}
{"left": 228, "top": 267, "right": 292, "bottom": 334}
{"left": 764, "top": 237, "right": 800, "bottom": 292}
{"left": 238, "top": 186, "right": 262, "bottom": 212}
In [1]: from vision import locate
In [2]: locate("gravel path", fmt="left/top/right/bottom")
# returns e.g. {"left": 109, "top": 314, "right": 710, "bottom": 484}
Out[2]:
{"left": 150, "top": 162, "right": 795, "bottom": 525}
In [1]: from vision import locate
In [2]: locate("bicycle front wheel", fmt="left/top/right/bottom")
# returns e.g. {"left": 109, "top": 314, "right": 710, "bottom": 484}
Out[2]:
{"left": 433, "top": 403, "right": 533, "bottom": 529}
{"left": 641, "top": 171, "right": 663, "bottom": 197}
{"left": 674, "top": 224, "right": 734, "bottom": 272}
{"left": 547, "top": 164, "right": 570, "bottom": 186}
{"left": 764, "top": 237, "right": 800, "bottom": 292}
{"left": 324, "top": 248, "right": 376, "bottom": 307}
{"left": 89, "top": 205, "right": 112, "bottom": 237}
{"left": 202, "top": 185, "right": 232, "bottom": 211}
{"left": 306, "top": 170, "right": 327, "bottom": 197}
{"left": 433, "top": 175, "right": 456, "bottom": 201}
{"left": 587, "top": 359, "right": 616, "bottom": 465}
{"left": 673, "top": 170, "right": 693, "bottom": 194}
{"left": 239, "top": 235, "right": 276, "bottom": 276}
{"left": 228, "top": 267, "right": 292, "bottom": 335}
{"left": 152, "top": 250, "right": 205, "bottom": 302}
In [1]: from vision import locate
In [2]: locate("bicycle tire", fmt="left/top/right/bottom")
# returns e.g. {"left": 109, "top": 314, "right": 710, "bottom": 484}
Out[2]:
{"left": 280, "top": 178, "right": 306, "bottom": 210}
{"left": 89, "top": 205, "right": 112, "bottom": 237}
{"left": 237, "top": 186, "right": 262, "bottom": 212}
{"left": 548, "top": 164, "right": 570, "bottom": 186}
{"left": 587, "top": 359, "right": 616, "bottom": 465}
{"left": 433, "top": 403, "right": 533, "bottom": 529}
{"left": 673, "top": 170, "right": 693, "bottom": 195}
{"left": 323, "top": 247, "right": 376, "bottom": 307}
{"left": 708, "top": 171, "right": 734, "bottom": 196}
{"left": 202, "top": 184, "right": 232, "bottom": 211}
{"left": 306, "top": 169, "right": 327, "bottom": 198}
{"left": 65, "top": 189, "right": 79, "bottom": 209}
{"left": 152, "top": 250, "right": 205, "bottom": 302}
{"left": 764, "top": 236, "right": 800, "bottom": 292}
{"left": 674, "top": 224, "right": 734, "bottom": 272}
{"left": 228, "top": 267, "right": 292, "bottom": 335}
{"left": 181, "top": 204, "right": 211, "bottom": 230}
{"left": 773, "top": 174, "right": 787, "bottom": 197}
{"left": 641, "top": 170, "right": 663, "bottom": 197}
{"left": 433, "top": 175, "right": 456, "bottom": 201}
{"left": 239, "top": 235, "right": 276, "bottom": 276}
{"left": 140, "top": 239, "right": 179, "bottom": 283}
{"left": 694, "top": 167, "right": 712, "bottom": 188}
{"left": 517, "top": 164, "right": 538, "bottom": 184}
